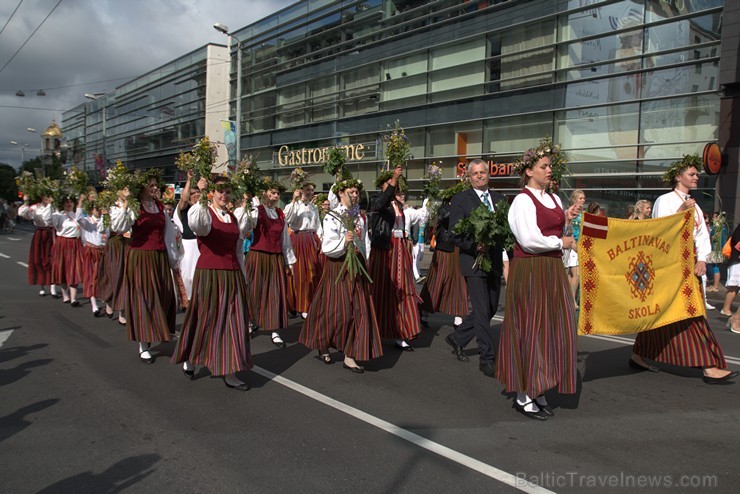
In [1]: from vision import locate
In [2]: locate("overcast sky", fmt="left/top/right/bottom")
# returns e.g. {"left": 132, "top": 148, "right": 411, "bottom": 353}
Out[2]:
{"left": 0, "top": 0, "right": 294, "bottom": 168}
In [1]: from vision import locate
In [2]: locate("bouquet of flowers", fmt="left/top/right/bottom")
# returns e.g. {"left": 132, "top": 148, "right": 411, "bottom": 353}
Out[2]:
{"left": 323, "top": 146, "right": 351, "bottom": 180}
{"left": 94, "top": 189, "right": 117, "bottom": 228}
{"left": 328, "top": 204, "right": 373, "bottom": 283}
{"left": 289, "top": 167, "right": 310, "bottom": 190}
{"left": 422, "top": 162, "right": 443, "bottom": 199}
{"left": 382, "top": 120, "right": 409, "bottom": 190}
{"left": 15, "top": 171, "right": 36, "bottom": 199}
{"left": 452, "top": 199, "right": 514, "bottom": 272}
{"left": 175, "top": 136, "right": 217, "bottom": 181}
{"left": 232, "top": 155, "right": 263, "bottom": 199}
{"left": 708, "top": 211, "right": 729, "bottom": 263}
{"left": 64, "top": 166, "right": 89, "bottom": 197}
{"left": 102, "top": 161, "right": 134, "bottom": 193}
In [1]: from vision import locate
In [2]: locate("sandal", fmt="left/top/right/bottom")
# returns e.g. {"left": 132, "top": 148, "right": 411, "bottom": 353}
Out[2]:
{"left": 318, "top": 350, "right": 332, "bottom": 365}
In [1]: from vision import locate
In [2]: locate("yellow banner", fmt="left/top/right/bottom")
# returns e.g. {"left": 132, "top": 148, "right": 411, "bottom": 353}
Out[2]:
{"left": 578, "top": 210, "right": 705, "bottom": 335}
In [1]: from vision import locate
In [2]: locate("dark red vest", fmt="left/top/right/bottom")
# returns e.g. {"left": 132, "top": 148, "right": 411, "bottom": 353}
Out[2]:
{"left": 130, "top": 201, "right": 165, "bottom": 251}
{"left": 250, "top": 205, "right": 284, "bottom": 254}
{"left": 196, "top": 207, "right": 241, "bottom": 270}
{"left": 513, "top": 188, "right": 564, "bottom": 259}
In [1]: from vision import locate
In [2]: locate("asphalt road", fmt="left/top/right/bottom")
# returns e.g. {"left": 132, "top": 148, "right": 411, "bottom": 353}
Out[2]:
{"left": 1, "top": 224, "right": 738, "bottom": 493}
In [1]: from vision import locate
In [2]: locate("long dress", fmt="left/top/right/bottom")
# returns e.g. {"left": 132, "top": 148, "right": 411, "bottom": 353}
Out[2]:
{"left": 632, "top": 189, "right": 727, "bottom": 368}
{"left": 283, "top": 200, "right": 322, "bottom": 313}
{"left": 50, "top": 209, "right": 84, "bottom": 287}
{"left": 112, "top": 200, "right": 176, "bottom": 343}
{"left": 299, "top": 205, "right": 383, "bottom": 360}
{"left": 496, "top": 187, "right": 577, "bottom": 398}
{"left": 244, "top": 205, "right": 296, "bottom": 330}
{"left": 173, "top": 204, "right": 253, "bottom": 376}
{"left": 79, "top": 214, "right": 107, "bottom": 299}
{"left": 99, "top": 203, "right": 131, "bottom": 311}
{"left": 18, "top": 202, "right": 54, "bottom": 286}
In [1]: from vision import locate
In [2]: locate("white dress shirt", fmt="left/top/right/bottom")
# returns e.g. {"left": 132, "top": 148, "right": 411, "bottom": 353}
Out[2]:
{"left": 322, "top": 204, "right": 368, "bottom": 259}
{"left": 652, "top": 189, "right": 711, "bottom": 262}
{"left": 52, "top": 208, "right": 84, "bottom": 239}
{"left": 80, "top": 215, "right": 107, "bottom": 247}
{"left": 508, "top": 186, "right": 564, "bottom": 254}
{"left": 284, "top": 200, "right": 322, "bottom": 236}
{"left": 19, "top": 202, "right": 53, "bottom": 227}
{"left": 109, "top": 203, "right": 135, "bottom": 234}
{"left": 248, "top": 206, "right": 297, "bottom": 266}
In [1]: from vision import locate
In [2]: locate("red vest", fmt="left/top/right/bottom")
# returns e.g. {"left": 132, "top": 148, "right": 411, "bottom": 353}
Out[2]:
{"left": 250, "top": 205, "right": 284, "bottom": 254}
{"left": 513, "top": 188, "right": 564, "bottom": 259}
{"left": 196, "top": 207, "right": 241, "bottom": 270}
{"left": 130, "top": 201, "right": 166, "bottom": 251}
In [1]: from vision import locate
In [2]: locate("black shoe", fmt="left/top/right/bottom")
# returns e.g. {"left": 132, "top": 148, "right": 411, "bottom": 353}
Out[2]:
{"left": 445, "top": 333, "right": 469, "bottom": 362}
{"left": 62, "top": 299, "right": 70, "bottom": 304}
{"left": 395, "top": 341, "right": 414, "bottom": 352}
{"left": 479, "top": 360, "right": 495, "bottom": 377}
{"left": 702, "top": 370, "right": 739, "bottom": 384}
{"left": 288, "top": 310, "right": 298, "bottom": 318}
{"left": 93, "top": 309, "right": 103, "bottom": 317}
{"left": 70, "top": 300, "right": 80, "bottom": 307}
{"left": 139, "top": 352, "right": 155, "bottom": 364}
{"left": 318, "top": 351, "right": 333, "bottom": 365}
{"left": 514, "top": 401, "right": 548, "bottom": 421}
{"left": 628, "top": 358, "right": 659, "bottom": 373}
{"left": 536, "top": 398, "right": 554, "bottom": 417}
{"left": 51, "top": 293, "right": 62, "bottom": 299}
{"left": 223, "top": 378, "right": 250, "bottom": 391}
{"left": 271, "top": 334, "right": 287, "bottom": 348}
{"left": 105, "top": 312, "right": 114, "bottom": 319}
{"left": 183, "top": 368, "right": 195, "bottom": 380}
{"left": 342, "top": 362, "right": 365, "bottom": 373}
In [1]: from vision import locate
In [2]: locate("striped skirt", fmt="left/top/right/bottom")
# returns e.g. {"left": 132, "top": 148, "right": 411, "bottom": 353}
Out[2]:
{"left": 244, "top": 250, "right": 288, "bottom": 330}
{"left": 368, "top": 238, "right": 422, "bottom": 340}
{"left": 287, "top": 230, "right": 322, "bottom": 313}
{"left": 496, "top": 256, "right": 577, "bottom": 397}
{"left": 299, "top": 255, "right": 383, "bottom": 361}
{"left": 173, "top": 268, "right": 253, "bottom": 376}
{"left": 420, "top": 248, "right": 468, "bottom": 316}
{"left": 28, "top": 227, "right": 54, "bottom": 286}
{"left": 82, "top": 244, "right": 104, "bottom": 298}
{"left": 98, "top": 235, "right": 128, "bottom": 310}
{"left": 124, "top": 249, "right": 176, "bottom": 343}
{"left": 51, "top": 236, "right": 83, "bottom": 286}
{"left": 632, "top": 317, "right": 727, "bottom": 368}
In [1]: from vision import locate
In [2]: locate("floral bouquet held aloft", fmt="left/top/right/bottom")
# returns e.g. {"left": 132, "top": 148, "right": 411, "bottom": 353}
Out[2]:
{"left": 323, "top": 146, "right": 351, "bottom": 180}
{"left": 708, "top": 211, "right": 728, "bottom": 264}
{"left": 382, "top": 120, "right": 410, "bottom": 190}
{"left": 175, "top": 136, "right": 218, "bottom": 206}
{"left": 328, "top": 203, "right": 373, "bottom": 284}
{"left": 103, "top": 160, "right": 140, "bottom": 216}
{"left": 452, "top": 199, "right": 514, "bottom": 272}
{"left": 289, "top": 167, "right": 310, "bottom": 190}
{"left": 64, "top": 166, "right": 89, "bottom": 198}
{"left": 422, "top": 162, "right": 444, "bottom": 224}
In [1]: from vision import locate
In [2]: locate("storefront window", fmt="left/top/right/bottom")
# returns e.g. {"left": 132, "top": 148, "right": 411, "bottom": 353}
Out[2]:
{"left": 485, "top": 112, "right": 552, "bottom": 155}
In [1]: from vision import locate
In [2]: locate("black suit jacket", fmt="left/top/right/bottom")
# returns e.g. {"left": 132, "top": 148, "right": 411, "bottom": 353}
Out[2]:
{"left": 449, "top": 188, "right": 507, "bottom": 278}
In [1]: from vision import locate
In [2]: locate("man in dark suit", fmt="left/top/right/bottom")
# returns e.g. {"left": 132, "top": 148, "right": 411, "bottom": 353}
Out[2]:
{"left": 447, "top": 159, "right": 506, "bottom": 377}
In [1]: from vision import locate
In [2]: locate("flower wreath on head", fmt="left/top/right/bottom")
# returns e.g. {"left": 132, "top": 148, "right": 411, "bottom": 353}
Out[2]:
{"left": 315, "top": 192, "right": 329, "bottom": 205}
{"left": 332, "top": 177, "right": 364, "bottom": 195}
{"left": 374, "top": 170, "right": 407, "bottom": 192}
{"left": 259, "top": 176, "right": 287, "bottom": 195}
{"left": 661, "top": 154, "right": 703, "bottom": 185}
{"left": 513, "top": 137, "right": 568, "bottom": 185}
{"left": 136, "top": 167, "right": 165, "bottom": 192}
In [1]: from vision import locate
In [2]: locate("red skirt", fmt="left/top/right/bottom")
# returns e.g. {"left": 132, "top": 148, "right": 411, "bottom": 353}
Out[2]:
{"left": 420, "top": 248, "right": 468, "bottom": 316}
{"left": 633, "top": 317, "right": 727, "bottom": 368}
{"left": 300, "top": 254, "right": 383, "bottom": 361}
{"left": 124, "top": 249, "right": 175, "bottom": 343}
{"left": 82, "top": 244, "right": 104, "bottom": 298}
{"left": 287, "top": 230, "right": 322, "bottom": 313}
{"left": 51, "top": 236, "right": 83, "bottom": 286}
{"left": 367, "top": 238, "right": 422, "bottom": 340}
{"left": 98, "top": 235, "right": 128, "bottom": 310}
{"left": 244, "top": 250, "right": 288, "bottom": 330}
{"left": 28, "top": 227, "right": 54, "bottom": 286}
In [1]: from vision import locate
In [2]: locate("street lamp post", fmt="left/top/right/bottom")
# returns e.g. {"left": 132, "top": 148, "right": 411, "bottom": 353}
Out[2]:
{"left": 9, "top": 140, "right": 27, "bottom": 164}
{"left": 214, "top": 22, "right": 242, "bottom": 163}
{"left": 85, "top": 93, "right": 107, "bottom": 172}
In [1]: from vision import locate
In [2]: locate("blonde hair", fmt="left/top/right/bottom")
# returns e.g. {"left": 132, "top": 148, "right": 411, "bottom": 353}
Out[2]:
{"left": 629, "top": 199, "right": 652, "bottom": 220}
{"left": 569, "top": 189, "right": 585, "bottom": 205}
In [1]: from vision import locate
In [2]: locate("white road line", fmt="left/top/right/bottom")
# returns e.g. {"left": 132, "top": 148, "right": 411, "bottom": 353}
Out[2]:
{"left": 17, "top": 261, "right": 28, "bottom": 267}
{"left": 251, "top": 366, "right": 554, "bottom": 494}
{"left": 0, "top": 329, "right": 13, "bottom": 348}
{"left": 0, "top": 253, "right": 9, "bottom": 258}
{"left": 7, "top": 237, "right": 20, "bottom": 241}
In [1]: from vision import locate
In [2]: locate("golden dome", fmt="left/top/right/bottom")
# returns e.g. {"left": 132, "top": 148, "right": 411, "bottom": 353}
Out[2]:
{"left": 42, "top": 120, "right": 63, "bottom": 138}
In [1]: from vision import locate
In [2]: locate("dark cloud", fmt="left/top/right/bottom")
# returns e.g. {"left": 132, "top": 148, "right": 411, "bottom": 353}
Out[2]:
{"left": 0, "top": 0, "right": 293, "bottom": 168}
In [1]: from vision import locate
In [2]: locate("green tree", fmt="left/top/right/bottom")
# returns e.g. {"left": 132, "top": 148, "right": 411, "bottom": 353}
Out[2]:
{"left": 0, "top": 163, "right": 20, "bottom": 201}
{"left": 21, "top": 157, "right": 43, "bottom": 176}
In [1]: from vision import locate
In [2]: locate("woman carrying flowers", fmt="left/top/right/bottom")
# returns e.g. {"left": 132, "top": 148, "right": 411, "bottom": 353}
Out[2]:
{"left": 496, "top": 138, "right": 578, "bottom": 420}
{"left": 79, "top": 197, "right": 108, "bottom": 317}
{"left": 50, "top": 193, "right": 86, "bottom": 306}
{"left": 18, "top": 177, "right": 57, "bottom": 297}
{"left": 299, "top": 177, "right": 382, "bottom": 373}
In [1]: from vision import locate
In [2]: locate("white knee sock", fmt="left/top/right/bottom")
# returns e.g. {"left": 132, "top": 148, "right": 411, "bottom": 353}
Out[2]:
{"left": 90, "top": 297, "right": 99, "bottom": 312}
{"left": 454, "top": 316, "right": 463, "bottom": 326}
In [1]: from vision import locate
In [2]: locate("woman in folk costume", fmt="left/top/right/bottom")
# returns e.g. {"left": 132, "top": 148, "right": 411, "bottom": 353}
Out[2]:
{"left": 631, "top": 156, "right": 738, "bottom": 384}
{"left": 420, "top": 182, "right": 470, "bottom": 328}
{"left": 367, "top": 165, "right": 422, "bottom": 351}
{"left": 299, "top": 177, "right": 383, "bottom": 373}
{"left": 496, "top": 141, "right": 578, "bottom": 420}
{"left": 174, "top": 175, "right": 253, "bottom": 391}
{"left": 19, "top": 184, "right": 57, "bottom": 297}
{"left": 50, "top": 194, "right": 86, "bottom": 306}
{"left": 244, "top": 179, "right": 296, "bottom": 348}
{"left": 172, "top": 170, "right": 204, "bottom": 308}
{"left": 284, "top": 181, "right": 322, "bottom": 319}
{"left": 111, "top": 169, "right": 178, "bottom": 364}
{"left": 79, "top": 198, "right": 108, "bottom": 317}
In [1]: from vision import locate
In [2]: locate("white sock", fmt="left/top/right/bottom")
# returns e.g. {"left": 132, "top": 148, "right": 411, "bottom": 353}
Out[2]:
{"left": 301, "top": 312, "right": 308, "bottom": 318}
{"left": 106, "top": 304, "right": 113, "bottom": 315}
{"left": 90, "top": 297, "right": 99, "bottom": 312}
{"left": 138, "top": 342, "right": 150, "bottom": 357}
{"left": 454, "top": 316, "right": 463, "bottom": 326}
{"left": 516, "top": 393, "right": 539, "bottom": 412}
{"left": 50, "top": 284, "right": 57, "bottom": 296}
{"left": 396, "top": 339, "right": 410, "bottom": 347}
{"left": 183, "top": 361, "right": 194, "bottom": 371}
{"left": 271, "top": 332, "right": 283, "bottom": 342}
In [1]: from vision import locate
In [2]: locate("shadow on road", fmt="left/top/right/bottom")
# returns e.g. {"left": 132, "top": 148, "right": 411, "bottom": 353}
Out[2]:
{"left": 37, "top": 454, "right": 161, "bottom": 493}
{"left": 0, "top": 358, "right": 53, "bottom": 387}
{"left": 0, "top": 398, "right": 59, "bottom": 443}
{"left": 0, "top": 343, "right": 47, "bottom": 365}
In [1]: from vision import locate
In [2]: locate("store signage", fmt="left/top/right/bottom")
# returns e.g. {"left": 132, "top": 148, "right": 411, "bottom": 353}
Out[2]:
{"left": 277, "top": 143, "right": 366, "bottom": 166}
{"left": 702, "top": 142, "right": 722, "bottom": 175}
{"left": 456, "top": 160, "right": 516, "bottom": 177}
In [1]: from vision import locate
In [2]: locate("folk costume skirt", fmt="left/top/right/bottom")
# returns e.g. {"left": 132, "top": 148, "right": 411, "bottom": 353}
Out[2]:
{"left": 368, "top": 237, "right": 422, "bottom": 340}
{"left": 124, "top": 249, "right": 176, "bottom": 343}
{"left": 28, "top": 227, "right": 53, "bottom": 286}
{"left": 287, "top": 230, "right": 322, "bottom": 313}
{"left": 420, "top": 247, "right": 468, "bottom": 316}
{"left": 496, "top": 256, "right": 577, "bottom": 397}
{"left": 51, "top": 236, "right": 83, "bottom": 286}
{"left": 82, "top": 244, "right": 104, "bottom": 298}
{"left": 98, "top": 235, "right": 128, "bottom": 311}
{"left": 299, "top": 255, "right": 383, "bottom": 361}
{"left": 244, "top": 250, "right": 288, "bottom": 331}
{"left": 173, "top": 268, "right": 253, "bottom": 376}
{"left": 633, "top": 317, "right": 727, "bottom": 368}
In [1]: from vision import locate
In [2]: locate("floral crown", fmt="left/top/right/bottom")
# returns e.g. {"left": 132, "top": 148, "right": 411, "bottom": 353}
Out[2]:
{"left": 135, "top": 167, "right": 164, "bottom": 193}
{"left": 513, "top": 137, "right": 568, "bottom": 180}
{"left": 259, "top": 176, "right": 286, "bottom": 194}
{"left": 332, "top": 177, "right": 364, "bottom": 194}
{"left": 315, "top": 193, "right": 329, "bottom": 204}
{"left": 662, "top": 154, "right": 703, "bottom": 185}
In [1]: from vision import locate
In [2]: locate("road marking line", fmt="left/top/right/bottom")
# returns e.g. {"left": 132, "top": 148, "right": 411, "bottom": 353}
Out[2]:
{"left": 17, "top": 261, "right": 28, "bottom": 267}
{"left": 0, "top": 330, "right": 13, "bottom": 348}
{"left": 7, "top": 237, "right": 20, "bottom": 241}
{"left": 0, "top": 253, "right": 9, "bottom": 258}
{"left": 251, "top": 366, "right": 554, "bottom": 494}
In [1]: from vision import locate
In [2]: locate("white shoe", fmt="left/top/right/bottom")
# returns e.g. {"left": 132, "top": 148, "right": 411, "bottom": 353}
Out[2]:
{"left": 705, "top": 302, "right": 716, "bottom": 310}
{"left": 301, "top": 312, "right": 308, "bottom": 319}
{"left": 39, "top": 289, "right": 46, "bottom": 296}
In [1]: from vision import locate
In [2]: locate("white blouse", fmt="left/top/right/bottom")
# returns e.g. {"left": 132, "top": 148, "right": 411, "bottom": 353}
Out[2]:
{"left": 248, "top": 206, "right": 297, "bottom": 266}
{"left": 508, "top": 186, "right": 564, "bottom": 254}
{"left": 652, "top": 189, "right": 711, "bottom": 262}
{"left": 284, "top": 200, "right": 322, "bottom": 236}
{"left": 109, "top": 203, "right": 135, "bottom": 234}
{"left": 18, "top": 202, "right": 53, "bottom": 227}
{"left": 80, "top": 215, "right": 107, "bottom": 247}
{"left": 322, "top": 205, "right": 368, "bottom": 259}
{"left": 52, "top": 208, "right": 84, "bottom": 239}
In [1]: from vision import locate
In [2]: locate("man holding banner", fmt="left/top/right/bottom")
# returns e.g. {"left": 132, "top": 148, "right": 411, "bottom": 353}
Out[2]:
{"left": 578, "top": 155, "right": 737, "bottom": 384}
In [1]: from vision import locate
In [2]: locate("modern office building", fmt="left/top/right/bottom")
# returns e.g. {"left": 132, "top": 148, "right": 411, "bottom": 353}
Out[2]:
{"left": 62, "top": 0, "right": 739, "bottom": 218}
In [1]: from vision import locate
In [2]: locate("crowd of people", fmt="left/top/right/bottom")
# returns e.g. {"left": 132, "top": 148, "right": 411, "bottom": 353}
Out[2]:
{"left": 15, "top": 144, "right": 740, "bottom": 420}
